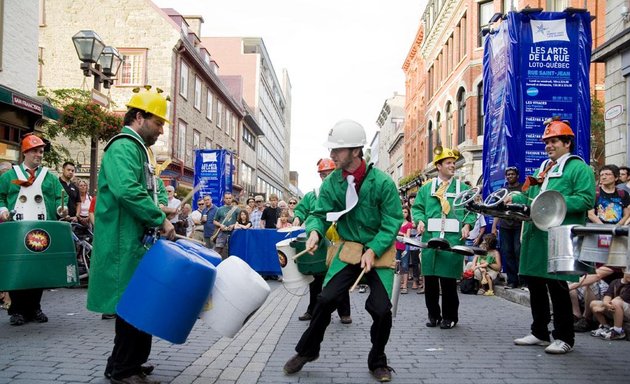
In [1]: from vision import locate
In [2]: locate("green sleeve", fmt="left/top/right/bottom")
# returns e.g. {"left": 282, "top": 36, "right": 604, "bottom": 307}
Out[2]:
{"left": 305, "top": 177, "right": 335, "bottom": 239}
{"left": 102, "top": 140, "right": 165, "bottom": 228}
{"left": 411, "top": 183, "right": 428, "bottom": 226}
{"left": 565, "top": 161, "right": 596, "bottom": 213}
{"left": 0, "top": 171, "right": 10, "bottom": 212}
{"left": 365, "top": 176, "right": 403, "bottom": 257}
{"left": 293, "top": 191, "right": 315, "bottom": 223}
{"left": 156, "top": 178, "right": 168, "bottom": 206}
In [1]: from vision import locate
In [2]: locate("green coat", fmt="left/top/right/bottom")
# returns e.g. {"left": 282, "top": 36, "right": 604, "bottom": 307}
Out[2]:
{"left": 305, "top": 164, "right": 402, "bottom": 298}
{"left": 412, "top": 178, "right": 476, "bottom": 279}
{"left": 293, "top": 190, "right": 316, "bottom": 224}
{"left": 513, "top": 156, "right": 595, "bottom": 282}
{"left": 86, "top": 127, "right": 166, "bottom": 314}
{"left": 0, "top": 165, "right": 65, "bottom": 219}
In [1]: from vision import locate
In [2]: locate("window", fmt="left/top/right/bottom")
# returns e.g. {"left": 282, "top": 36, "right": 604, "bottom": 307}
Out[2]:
{"left": 457, "top": 88, "right": 466, "bottom": 144}
{"left": 427, "top": 121, "right": 433, "bottom": 164}
{"left": 477, "top": 82, "right": 485, "bottom": 137}
{"left": 216, "top": 101, "right": 223, "bottom": 129}
{"left": 194, "top": 76, "right": 202, "bottom": 110}
{"left": 193, "top": 130, "right": 200, "bottom": 149}
{"left": 180, "top": 61, "right": 189, "bottom": 98}
{"left": 225, "top": 110, "right": 230, "bottom": 135}
{"left": 436, "top": 111, "right": 442, "bottom": 146}
{"left": 546, "top": 0, "right": 568, "bottom": 11}
{"left": 118, "top": 49, "right": 147, "bottom": 86}
{"left": 205, "top": 138, "right": 212, "bottom": 149}
{"left": 446, "top": 101, "right": 453, "bottom": 148}
{"left": 177, "top": 120, "right": 187, "bottom": 161}
{"left": 478, "top": 1, "right": 494, "bottom": 47}
{"left": 460, "top": 14, "right": 467, "bottom": 59}
{"left": 243, "top": 128, "right": 255, "bottom": 150}
{"left": 206, "top": 89, "right": 213, "bottom": 121}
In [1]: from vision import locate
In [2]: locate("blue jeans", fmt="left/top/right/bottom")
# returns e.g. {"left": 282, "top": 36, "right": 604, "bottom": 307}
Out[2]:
{"left": 395, "top": 249, "right": 409, "bottom": 273}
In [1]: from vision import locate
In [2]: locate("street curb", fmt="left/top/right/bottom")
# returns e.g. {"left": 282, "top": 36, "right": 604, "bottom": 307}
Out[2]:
{"left": 495, "top": 285, "right": 531, "bottom": 307}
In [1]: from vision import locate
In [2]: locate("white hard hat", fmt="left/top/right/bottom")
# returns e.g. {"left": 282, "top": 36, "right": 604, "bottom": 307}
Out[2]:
{"left": 324, "top": 119, "right": 367, "bottom": 149}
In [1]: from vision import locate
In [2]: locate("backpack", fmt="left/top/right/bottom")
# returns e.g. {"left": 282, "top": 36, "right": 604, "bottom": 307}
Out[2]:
{"left": 459, "top": 277, "right": 480, "bottom": 295}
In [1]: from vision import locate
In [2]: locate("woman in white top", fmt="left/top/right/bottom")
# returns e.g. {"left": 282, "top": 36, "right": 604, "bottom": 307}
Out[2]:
{"left": 77, "top": 179, "right": 92, "bottom": 228}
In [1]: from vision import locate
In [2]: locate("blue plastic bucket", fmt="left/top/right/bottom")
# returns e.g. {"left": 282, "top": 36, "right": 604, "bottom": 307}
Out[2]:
{"left": 117, "top": 239, "right": 216, "bottom": 344}
{"left": 176, "top": 239, "right": 222, "bottom": 266}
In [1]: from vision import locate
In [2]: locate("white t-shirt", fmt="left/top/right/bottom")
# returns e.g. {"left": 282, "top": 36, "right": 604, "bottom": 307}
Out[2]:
{"left": 168, "top": 197, "right": 181, "bottom": 224}
{"left": 467, "top": 214, "right": 487, "bottom": 240}
{"left": 190, "top": 209, "right": 203, "bottom": 230}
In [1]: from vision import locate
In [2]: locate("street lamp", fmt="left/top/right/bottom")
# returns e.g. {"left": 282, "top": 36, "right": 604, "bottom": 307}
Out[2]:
{"left": 71, "top": 30, "right": 123, "bottom": 195}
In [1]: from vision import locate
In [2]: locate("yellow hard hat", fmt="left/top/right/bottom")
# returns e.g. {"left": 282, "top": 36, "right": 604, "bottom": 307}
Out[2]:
{"left": 126, "top": 85, "right": 171, "bottom": 124}
{"left": 432, "top": 146, "right": 460, "bottom": 166}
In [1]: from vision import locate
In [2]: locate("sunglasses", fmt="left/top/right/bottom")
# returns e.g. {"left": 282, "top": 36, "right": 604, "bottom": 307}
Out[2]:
{"left": 289, "top": 201, "right": 297, "bottom": 205}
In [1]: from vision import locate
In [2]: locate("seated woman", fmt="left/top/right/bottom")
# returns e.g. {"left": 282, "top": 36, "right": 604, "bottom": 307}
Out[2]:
{"left": 469, "top": 233, "right": 502, "bottom": 296}
{"left": 234, "top": 210, "right": 252, "bottom": 229}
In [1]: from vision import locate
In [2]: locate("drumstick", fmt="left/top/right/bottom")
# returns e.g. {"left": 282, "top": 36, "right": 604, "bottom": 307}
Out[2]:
{"left": 291, "top": 248, "right": 312, "bottom": 261}
{"left": 179, "top": 181, "right": 205, "bottom": 206}
{"left": 349, "top": 268, "right": 367, "bottom": 293}
{"left": 174, "top": 234, "right": 205, "bottom": 245}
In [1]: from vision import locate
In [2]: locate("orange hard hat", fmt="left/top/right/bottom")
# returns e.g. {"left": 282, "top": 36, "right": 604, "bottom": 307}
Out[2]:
{"left": 317, "top": 158, "right": 336, "bottom": 173}
{"left": 21, "top": 133, "right": 46, "bottom": 152}
{"left": 541, "top": 119, "right": 574, "bottom": 141}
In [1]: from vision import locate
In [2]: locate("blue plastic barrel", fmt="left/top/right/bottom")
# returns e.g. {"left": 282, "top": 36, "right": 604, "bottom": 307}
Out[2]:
{"left": 117, "top": 239, "right": 216, "bottom": 344}
{"left": 176, "top": 239, "right": 222, "bottom": 266}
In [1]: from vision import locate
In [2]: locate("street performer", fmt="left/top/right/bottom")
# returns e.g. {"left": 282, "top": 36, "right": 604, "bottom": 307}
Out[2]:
{"left": 509, "top": 117, "right": 595, "bottom": 354}
{"left": 292, "top": 158, "right": 352, "bottom": 325}
{"left": 87, "top": 86, "right": 175, "bottom": 384}
{"left": 283, "top": 119, "right": 402, "bottom": 382}
{"left": 411, "top": 146, "right": 475, "bottom": 329}
{"left": 0, "top": 134, "right": 66, "bottom": 326}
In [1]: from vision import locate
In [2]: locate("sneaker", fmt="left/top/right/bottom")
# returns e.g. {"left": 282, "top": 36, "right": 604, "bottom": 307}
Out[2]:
{"left": 371, "top": 366, "right": 395, "bottom": 382}
{"left": 340, "top": 316, "right": 352, "bottom": 324}
{"left": 298, "top": 312, "right": 312, "bottom": 321}
{"left": 283, "top": 354, "right": 319, "bottom": 374}
{"left": 426, "top": 317, "right": 440, "bottom": 327}
{"left": 514, "top": 334, "right": 550, "bottom": 346}
{"left": 101, "top": 314, "right": 117, "bottom": 320}
{"left": 439, "top": 319, "right": 457, "bottom": 329}
{"left": 545, "top": 340, "right": 573, "bottom": 354}
{"left": 32, "top": 310, "right": 48, "bottom": 323}
{"left": 358, "top": 285, "right": 367, "bottom": 293}
{"left": 591, "top": 325, "right": 610, "bottom": 337}
{"left": 484, "top": 290, "right": 495, "bottom": 296}
{"left": 9, "top": 314, "right": 26, "bottom": 326}
{"left": 602, "top": 329, "right": 626, "bottom": 340}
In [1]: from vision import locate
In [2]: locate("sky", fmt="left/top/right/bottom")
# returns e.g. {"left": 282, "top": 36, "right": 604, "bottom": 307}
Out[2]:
{"left": 152, "top": 0, "right": 427, "bottom": 192}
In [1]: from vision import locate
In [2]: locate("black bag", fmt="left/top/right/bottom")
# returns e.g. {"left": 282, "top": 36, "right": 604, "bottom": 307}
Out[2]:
{"left": 459, "top": 278, "right": 479, "bottom": 294}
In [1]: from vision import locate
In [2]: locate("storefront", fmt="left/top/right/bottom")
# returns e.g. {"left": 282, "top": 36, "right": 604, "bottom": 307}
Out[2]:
{"left": 0, "top": 84, "right": 59, "bottom": 163}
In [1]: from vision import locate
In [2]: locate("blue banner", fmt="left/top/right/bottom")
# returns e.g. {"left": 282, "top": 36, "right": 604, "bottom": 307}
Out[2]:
{"left": 482, "top": 11, "right": 592, "bottom": 197}
{"left": 194, "top": 149, "right": 233, "bottom": 207}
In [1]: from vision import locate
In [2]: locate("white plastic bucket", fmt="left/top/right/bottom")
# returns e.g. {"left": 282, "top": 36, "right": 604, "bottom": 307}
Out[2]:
{"left": 277, "top": 238, "right": 314, "bottom": 290}
{"left": 200, "top": 256, "right": 270, "bottom": 338}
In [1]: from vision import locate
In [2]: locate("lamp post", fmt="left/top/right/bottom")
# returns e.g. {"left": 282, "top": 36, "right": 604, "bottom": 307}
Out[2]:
{"left": 72, "top": 30, "right": 123, "bottom": 195}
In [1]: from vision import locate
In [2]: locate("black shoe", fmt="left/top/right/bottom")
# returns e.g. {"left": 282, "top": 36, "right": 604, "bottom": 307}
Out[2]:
{"left": 426, "top": 318, "right": 440, "bottom": 327}
{"left": 371, "top": 366, "right": 395, "bottom": 382}
{"left": 105, "top": 365, "right": 155, "bottom": 379}
{"left": 440, "top": 319, "right": 457, "bottom": 329}
{"left": 298, "top": 312, "right": 312, "bottom": 321}
{"left": 340, "top": 316, "right": 352, "bottom": 324}
{"left": 32, "top": 310, "right": 48, "bottom": 323}
{"left": 109, "top": 374, "right": 160, "bottom": 384}
{"left": 102, "top": 314, "right": 117, "bottom": 320}
{"left": 9, "top": 314, "right": 26, "bottom": 326}
{"left": 283, "top": 354, "right": 319, "bottom": 374}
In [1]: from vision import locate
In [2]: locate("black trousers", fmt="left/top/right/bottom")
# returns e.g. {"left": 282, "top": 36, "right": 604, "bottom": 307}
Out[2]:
{"left": 499, "top": 227, "right": 521, "bottom": 286}
{"left": 106, "top": 316, "right": 153, "bottom": 380}
{"left": 306, "top": 273, "right": 351, "bottom": 317}
{"left": 7, "top": 288, "right": 43, "bottom": 318}
{"left": 526, "top": 275, "right": 574, "bottom": 346}
{"left": 424, "top": 276, "right": 459, "bottom": 323}
{"left": 296, "top": 264, "right": 392, "bottom": 370}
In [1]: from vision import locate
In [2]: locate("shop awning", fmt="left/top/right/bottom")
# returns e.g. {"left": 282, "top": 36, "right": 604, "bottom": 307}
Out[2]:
{"left": 0, "top": 84, "right": 61, "bottom": 121}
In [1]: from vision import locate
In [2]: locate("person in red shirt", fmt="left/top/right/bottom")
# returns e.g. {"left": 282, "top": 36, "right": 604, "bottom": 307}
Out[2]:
{"left": 396, "top": 207, "right": 414, "bottom": 294}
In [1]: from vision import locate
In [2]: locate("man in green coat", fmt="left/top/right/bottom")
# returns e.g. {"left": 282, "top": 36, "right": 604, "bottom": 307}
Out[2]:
{"left": 412, "top": 146, "right": 475, "bottom": 330}
{"left": 0, "top": 134, "right": 66, "bottom": 326}
{"left": 283, "top": 120, "right": 402, "bottom": 383}
{"left": 510, "top": 118, "right": 595, "bottom": 354}
{"left": 87, "top": 87, "right": 175, "bottom": 384}
{"left": 292, "top": 158, "right": 351, "bottom": 324}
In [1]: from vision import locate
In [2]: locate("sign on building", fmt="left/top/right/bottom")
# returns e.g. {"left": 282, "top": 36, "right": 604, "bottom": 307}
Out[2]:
{"left": 194, "top": 149, "right": 233, "bottom": 207}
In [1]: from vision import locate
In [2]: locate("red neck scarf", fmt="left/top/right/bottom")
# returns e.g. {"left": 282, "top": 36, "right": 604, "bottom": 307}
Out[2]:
{"left": 342, "top": 160, "right": 367, "bottom": 191}
{"left": 12, "top": 167, "right": 37, "bottom": 187}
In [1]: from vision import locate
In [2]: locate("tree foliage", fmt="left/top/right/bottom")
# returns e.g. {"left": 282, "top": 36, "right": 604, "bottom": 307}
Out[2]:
{"left": 590, "top": 94, "right": 605, "bottom": 168}
{"left": 37, "top": 88, "right": 123, "bottom": 168}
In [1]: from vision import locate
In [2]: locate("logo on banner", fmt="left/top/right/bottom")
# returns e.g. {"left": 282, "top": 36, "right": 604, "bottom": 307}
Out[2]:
{"left": 531, "top": 19, "right": 569, "bottom": 43}
{"left": 201, "top": 152, "right": 217, "bottom": 162}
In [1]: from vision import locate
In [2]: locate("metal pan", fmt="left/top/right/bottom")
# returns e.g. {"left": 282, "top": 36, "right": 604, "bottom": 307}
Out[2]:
{"left": 427, "top": 237, "right": 450, "bottom": 249}
{"left": 468, "top": 246, "right": 488, "bottom": 256}
{"left": 397, "top": 236, "right": 428, "bottom": 248}
{"left": 449, "top": 245, "right": 475, "bottom": 256}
